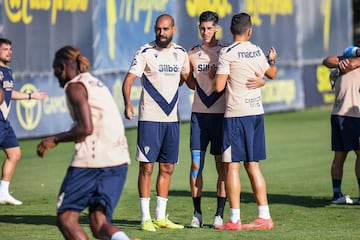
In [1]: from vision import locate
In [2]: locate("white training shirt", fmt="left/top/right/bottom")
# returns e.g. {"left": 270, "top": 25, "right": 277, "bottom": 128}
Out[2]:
{"left": 129, "top": 41, "right": 190, "bottom": 122}
{"left": 216, "top": 41, "right": 270, "bottom": 118}
{"left": 332, "top": 68, "right": 360, "bottom": 118}
{"left": 65, "top": 72, "right": 131, "bottom": 168}
{"left": 188, "top": 41, "right": 228, "bottom": 114}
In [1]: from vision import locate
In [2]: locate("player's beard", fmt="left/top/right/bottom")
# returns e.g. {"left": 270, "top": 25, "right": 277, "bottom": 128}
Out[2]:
{"left": 155, "top": 35, "right": 172, "bottom": 48}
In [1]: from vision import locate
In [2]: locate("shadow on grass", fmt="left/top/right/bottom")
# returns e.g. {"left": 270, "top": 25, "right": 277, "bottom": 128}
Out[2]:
{"left": 168, "top": 190, "right": 345, "bottom": 208}
{"left": 0, "top": 214, "right": 139, "bottom": 227}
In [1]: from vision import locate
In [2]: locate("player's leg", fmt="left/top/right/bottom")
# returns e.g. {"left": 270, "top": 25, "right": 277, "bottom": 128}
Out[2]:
{"left": 243, "top": 161, "right": 273, "bottom": 230}
{"left": 216, "top": 117, "right": 243, "bottom": 230}
{"left": 89, "top": 164, "right": 130, "bottom": 240}
{"left": 138, "top": 162, "right": 155, "bottom": 231}
{"left": 89, "top": 207, "right": 130, "bottom": 240}
{"left": 215, "top": 161, "right": 243, "bottom": 230}
{"left": 153, "top": 162, "right": 184, "bottom": 229}
{"left": 152, "top": 122, "right": 183, "bottom": 229}
{"left": 331, "top": 151, "right": 347, "bottom": 202}
{"left": 136, "top": 121, "right": 160, "bottom": 231}
{"left": 189, "top": 113, "right": 207, "bottom": 227}
{"left": 330, "top": 115, "right": 353, "bottom": 204}
{"left": 213, "top": 154, "right": 226, "bottom": 227}
{"left": 209, "top": 114, "right": 226, "bottom": 226}
{"left": 354, "top": 150, "right": 360, "bottom": 203}
{"left": 189, "top": 150, "right": 205, "bottom": 227}
{"left": 0, "top": 146, "right": 22, "bottom": 205}
{"left": 57, "top": 211, "right": 87, "bottom": 239}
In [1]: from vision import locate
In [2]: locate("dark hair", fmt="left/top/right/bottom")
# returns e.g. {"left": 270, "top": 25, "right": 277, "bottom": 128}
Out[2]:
{"left": 53, "top": 45, "right": 90, "bottom": 73}
{"left": 230, "top": 13, "right": 252, "bottom": 35}
{"left": 0, "top": 38, "right": 12, "bottom": 46}
{"left": 199, "top": 11, "right": 219, "bottom": 25}
{"left": 155, "top": 14, "right": 175, "bottom": 27}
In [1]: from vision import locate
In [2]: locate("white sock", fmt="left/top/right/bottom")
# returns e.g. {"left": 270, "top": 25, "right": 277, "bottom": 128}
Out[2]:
{"left": 111, "top": 231, "right": 130, "bottom": 240}
{"left": 229, "top": 208, "right": 240, "bottom": 223}
{"left": 139, "top": 197, "right": 151, "bottom": 221}
{"left": 258, "top": 205, "right": 271, "bottom": 219}
{"left": 155, "top": 196, "right": 168, "bottom": 220}
{"left": 0, "top": 180, "right": 9, "bottom": 194}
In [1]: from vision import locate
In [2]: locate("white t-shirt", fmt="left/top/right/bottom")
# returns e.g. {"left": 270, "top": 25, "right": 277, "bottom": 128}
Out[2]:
{"left": 216, "top": 41, "right": 270, "bottom": 118}
{"left": 65, "top": 72, "right": 131, "bottom": 168}
{"left": 129, "top": 41, "right": 190, "bottom": 122}
{"left": 188, "top": 41, "right": 228, "bottom": 114}
{"left": 332, "top": 68, "right": 360, "bottom": 118}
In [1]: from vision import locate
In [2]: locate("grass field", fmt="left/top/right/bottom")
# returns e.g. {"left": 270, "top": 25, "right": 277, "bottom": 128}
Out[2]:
{"left": 1, "top": 107, "right": 360, "bottom": 240}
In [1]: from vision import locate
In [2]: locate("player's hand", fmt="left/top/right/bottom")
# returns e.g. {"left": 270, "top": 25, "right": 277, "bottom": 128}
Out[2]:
{"left": 37, "top": 136, "right": 57, "bottom": 158}
{"left": 267, "top": 47, "right": 277, "bottom": 61}
{"left": 124, "top": 104, "right": 135, "bottom": 121}
{"left": 31, "top": 89, "right": 48, "bottom": 100}
{"left": 246, "top": 72, "right": 265, "bottom": 89}
{"left": 208, "top": 65, "right": 217, "bottom": 79}
{"left": 338, "top": 58, "right": 350, "bottom": 71}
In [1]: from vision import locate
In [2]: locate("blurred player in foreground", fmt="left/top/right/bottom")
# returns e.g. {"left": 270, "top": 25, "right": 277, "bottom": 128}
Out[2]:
{"left": 0, "top": 38, "right": 48, "bottom": 206}
{"left": 37, "top": 45, "right": 131, "bottom": 240}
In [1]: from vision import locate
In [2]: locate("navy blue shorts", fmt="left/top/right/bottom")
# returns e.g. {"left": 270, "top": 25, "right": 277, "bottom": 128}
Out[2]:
{"left": 0, "top": 120, "right": 19, "bottom": 149}
{"left": 136, "top": 121, "right": 180, "bottom": 163}
{"left": 222, "top": 115, "right": 266, "bottom": 162}
{"left": 190, "top": 112, "right": 223, "bottom": 155}
{"left": 331, "top": 115, "right": 360, "bottom": 151}
{"left": 57, "top": 164, "right": 128, "bottom": 221}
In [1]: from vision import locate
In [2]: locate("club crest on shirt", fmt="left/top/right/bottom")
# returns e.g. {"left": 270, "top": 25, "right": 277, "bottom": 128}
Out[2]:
{"left": 173, "top": 52, "right": 178, "bottom": 60}
{"left": 131, "top": 59, "right": 138, "bottom": 67}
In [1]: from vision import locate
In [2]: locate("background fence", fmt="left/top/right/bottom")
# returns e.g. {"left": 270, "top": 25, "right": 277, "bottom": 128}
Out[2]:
{"left": 0, "top": 0, "right": 352, "bottom": 137}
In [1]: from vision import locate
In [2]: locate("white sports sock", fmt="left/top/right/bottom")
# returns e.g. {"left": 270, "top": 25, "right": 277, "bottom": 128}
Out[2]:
{"left": 155, "top": 196, "right": 168, "bottom": 220}
{"left": 0, "top": 180, "right": 9, "bottom": 194}
{"left": 229, "top": 208, "right": 240, "bottom": 223}
{"left": 111, "top": 231, "right": 130, "bottom": 240}
{"left": 258, "top": 205, "right": 271, "bottom": 219}
{"left": 139, "top": 197, "right": 151, "bottom": 221}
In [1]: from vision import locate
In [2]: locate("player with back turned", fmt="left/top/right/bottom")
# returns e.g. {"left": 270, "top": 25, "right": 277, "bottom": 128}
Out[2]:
{"left": 214, "top": 13, "right": 277, "bottom": 230}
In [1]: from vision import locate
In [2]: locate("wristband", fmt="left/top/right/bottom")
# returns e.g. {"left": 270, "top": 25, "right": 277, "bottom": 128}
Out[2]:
{"left": 268, "top": 59, "right": 276, "bottom": 65}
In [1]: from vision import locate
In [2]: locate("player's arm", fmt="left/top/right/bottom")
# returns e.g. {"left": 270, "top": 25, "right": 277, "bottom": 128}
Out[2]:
{"left": 264, "top": 47, "right": 277, "bottom": 80}
{"left": 180, "top": 55, "right": 191, "bottom": 87}
{"left": 322, "top": 56, "right": 344, "bottom": 68}
{"left": 184, "top": 59, "right": 196, "bottom": 90}
{"left": 37, "top": 83, "right": 93, "bottom": 157}
{"left": 323, "top": 56, "right": 360, "bottom": 74}
{"left": 11, "top": 89, "right": 48, "bottom": 100}
{"left": 214, "top": 73, "right": 228, "bottom": 92}
{"left": 246, "top": 72, "right": 266, "bottom": 89}
{"left": 122, "top": 72, "right": 137, "bottom": 121}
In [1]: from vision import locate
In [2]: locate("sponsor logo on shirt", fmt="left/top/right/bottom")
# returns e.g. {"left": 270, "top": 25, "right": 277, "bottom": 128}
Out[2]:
{"left": 237, "top": 50, "right": 262, "bottom": 58}
{"left": 159, "top": 64, "right": 180, "bottom": 73}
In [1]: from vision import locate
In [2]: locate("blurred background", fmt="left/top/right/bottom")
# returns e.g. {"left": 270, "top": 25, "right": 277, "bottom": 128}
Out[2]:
{"left": 0, "top": 0, "right": 357, "bottom": 137}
